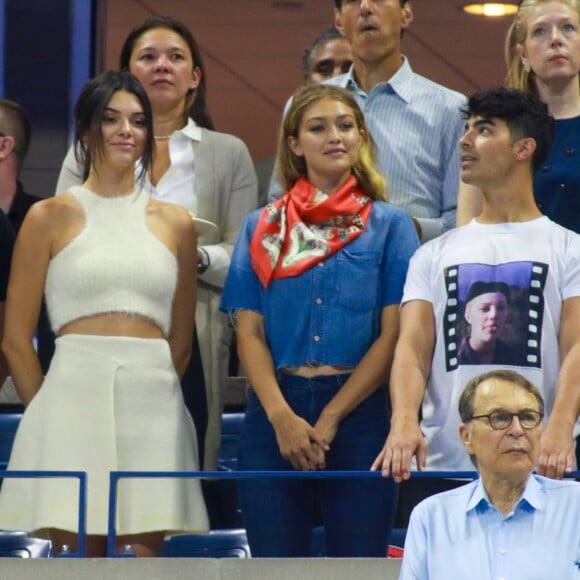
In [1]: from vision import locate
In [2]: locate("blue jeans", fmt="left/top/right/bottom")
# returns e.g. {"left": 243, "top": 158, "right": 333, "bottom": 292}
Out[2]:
{"left": 237, "top": 373, "right": 397, "bottom": 557}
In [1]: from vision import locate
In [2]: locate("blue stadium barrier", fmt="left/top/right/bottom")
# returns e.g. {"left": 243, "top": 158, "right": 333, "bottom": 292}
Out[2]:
{"left": 0, "top": 470, "right": 87, "bottom": 557}
{"left": 106, "top": 469, "right": 481, "bottom": 557}
{"left": 107, "top": 468, "right": 580, "bottom": 557}
{"left": 0, "top": 530, "right": 52, "bottom": 557}
{"left": 0, "top": 413, "right": 22, "bottom": 470}
{"left": 160, "top": 528, "right": 250, "bottom": 558}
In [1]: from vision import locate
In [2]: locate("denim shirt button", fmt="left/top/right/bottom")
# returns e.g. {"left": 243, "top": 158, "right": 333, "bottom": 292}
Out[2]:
{"left": 313, "top": 335, "right": 320, "bottom": 342}
{"left": 316, "top": 297, "right": 322, "bottom": 305}
{"left": 317, "top": 262, "right": 324, "bottom": 267}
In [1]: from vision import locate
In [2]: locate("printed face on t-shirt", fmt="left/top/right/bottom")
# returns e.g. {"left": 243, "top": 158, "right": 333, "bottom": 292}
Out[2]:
{"left": 443, "top": 261, "right": 548, "bottom": 372}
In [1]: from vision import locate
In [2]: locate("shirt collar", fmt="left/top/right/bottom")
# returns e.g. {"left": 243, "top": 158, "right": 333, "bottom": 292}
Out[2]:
{"left": 176, "top": 117, "right": 202, "bottom": 142}
{"left": 344, "top": 56, "right": 415, "bottom": 103}
{"left": 466, "top": 475, "right": 543, "bottom": 515}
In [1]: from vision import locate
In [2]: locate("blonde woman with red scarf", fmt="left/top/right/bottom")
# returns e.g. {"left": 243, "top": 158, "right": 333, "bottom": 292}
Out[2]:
{"left": 221, "top": 84, "right": 419, "bottom": 557}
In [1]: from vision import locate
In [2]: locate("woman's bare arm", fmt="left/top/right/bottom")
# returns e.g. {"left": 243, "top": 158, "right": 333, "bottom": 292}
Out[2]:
{"left": 2, "top": 202, "right": 55, "bottom": 405}
{"left": 166, "top": 206, "right": 198, "bottom": 378}
{"left": 236, "top": 309, "right": 328, "bottom": 470}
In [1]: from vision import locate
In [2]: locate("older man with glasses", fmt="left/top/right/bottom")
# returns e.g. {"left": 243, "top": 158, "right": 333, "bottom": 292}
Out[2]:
{"left": 400, "top": 369, "right": 580, "bottom": 580}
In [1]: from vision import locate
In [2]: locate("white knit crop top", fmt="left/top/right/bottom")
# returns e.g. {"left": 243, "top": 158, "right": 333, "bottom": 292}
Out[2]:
{"left": 44, "top": 186, "right": 178, "bottom": 336}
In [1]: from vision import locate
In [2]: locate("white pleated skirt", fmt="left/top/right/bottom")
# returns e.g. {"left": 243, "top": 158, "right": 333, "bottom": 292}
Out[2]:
{"left": 0, "top": 334, "right": 209, "bottom": 535}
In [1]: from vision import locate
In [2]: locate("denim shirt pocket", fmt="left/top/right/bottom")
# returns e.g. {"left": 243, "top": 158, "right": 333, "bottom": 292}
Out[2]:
{"left": 335, "top": 249, "right": 382, "bottom": 311}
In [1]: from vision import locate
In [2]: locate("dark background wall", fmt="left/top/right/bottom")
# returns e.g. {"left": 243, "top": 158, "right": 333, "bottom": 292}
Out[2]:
{"left": 2, "top": 0, "right": 95, "bottom": 196}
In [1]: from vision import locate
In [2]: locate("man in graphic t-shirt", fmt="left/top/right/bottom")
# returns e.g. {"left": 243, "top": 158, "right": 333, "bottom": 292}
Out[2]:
{"left": 373, "top": 88, "right": 580, "bottom": 487}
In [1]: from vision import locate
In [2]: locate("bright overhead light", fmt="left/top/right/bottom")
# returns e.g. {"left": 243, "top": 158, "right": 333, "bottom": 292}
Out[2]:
{"left": 462, "top": 3, "right": 519, "bottom": 17}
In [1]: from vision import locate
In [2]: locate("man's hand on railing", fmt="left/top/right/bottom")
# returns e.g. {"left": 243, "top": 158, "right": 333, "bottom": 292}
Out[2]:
{"left": 370, "top": 416, "right": 426, "bottom": 483}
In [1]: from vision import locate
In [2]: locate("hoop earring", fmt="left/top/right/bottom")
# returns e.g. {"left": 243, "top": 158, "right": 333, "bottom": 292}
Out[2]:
{"left": 523, "top": 62, "right": 530, "bottom": 73}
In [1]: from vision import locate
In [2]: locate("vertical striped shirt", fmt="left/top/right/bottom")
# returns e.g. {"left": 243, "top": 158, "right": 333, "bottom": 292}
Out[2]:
{"left": 327, "top": 59, "right": 466, "bottom": 242}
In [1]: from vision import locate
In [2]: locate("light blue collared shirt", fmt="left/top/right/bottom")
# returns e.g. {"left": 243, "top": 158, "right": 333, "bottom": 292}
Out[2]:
{"left": 400, "top": 475, "right": 580, "bottom": 580}
{"left": 268, "top": 59, "right": 466, "bottom": 242}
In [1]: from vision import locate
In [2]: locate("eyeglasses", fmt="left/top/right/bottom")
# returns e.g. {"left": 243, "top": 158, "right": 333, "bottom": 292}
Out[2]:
{"left": 468, "top": 410, "right": 543, "bottom": 430}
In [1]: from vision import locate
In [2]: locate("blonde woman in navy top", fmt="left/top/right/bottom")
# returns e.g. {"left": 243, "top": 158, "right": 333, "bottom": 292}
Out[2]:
{"left": 0, "top": 71, "right": 208, "bottom": 556}
{"left": 221, "top": 84, "right": 419, "bottom": 557}
{"left": 457, "top": 0, "right": 580, "bottom": 232}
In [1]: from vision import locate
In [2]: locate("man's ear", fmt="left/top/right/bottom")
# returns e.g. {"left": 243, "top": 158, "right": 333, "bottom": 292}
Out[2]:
{"left": 0, "top": 134, "right": 15, "bottom": 162}
{"left": 459, "top": 422, "right": 473, "bottom": 455}
{"left": 515, "top": 137, "right": 536, "bottom": 163}
{"left": 401, "top": 2, "right": 414, "bottom": 31}
{"left": 334, "top": 8, "right": 344, "bottom": 35}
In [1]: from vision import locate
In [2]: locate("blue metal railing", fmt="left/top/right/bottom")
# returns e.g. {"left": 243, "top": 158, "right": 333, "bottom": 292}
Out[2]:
{"left": 106, "top": 469, "right": 482, "bottom": 557}
{"left": 106, "top": 468, "right": 580, "bottom": 557}
{"left": 0, "top": 470, "right": 87, "bottom": 557}
{"left": 1, "top": 467, "right": 577, "bottom": 557}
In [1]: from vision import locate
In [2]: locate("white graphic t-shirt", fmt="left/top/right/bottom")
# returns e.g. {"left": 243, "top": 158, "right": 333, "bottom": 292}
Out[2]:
{"left": 403, "top": 217, "right": 580, "bottom": 469}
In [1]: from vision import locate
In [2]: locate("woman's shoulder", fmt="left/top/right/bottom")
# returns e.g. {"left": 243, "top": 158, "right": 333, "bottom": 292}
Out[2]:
{"left": 371, "top": 201, "right": 414, "bottom": 227}
{"left": 147, "top": 198, "right": 192, "bottom": 228}
{"left": 199, "top": 127, "right": 250, "bottom": 152}
{"left": 17, "top": 193, "right": 83, "bottom": 244}
{"left": 147, "top": 199, "right": 196, "bottom": 249}
{"left": 27, "top": 193, "right": 82, "bottom": 225}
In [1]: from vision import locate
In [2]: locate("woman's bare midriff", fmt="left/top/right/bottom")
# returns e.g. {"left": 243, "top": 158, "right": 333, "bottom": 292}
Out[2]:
{"left": 58, "top": 313, "right": 164, "bottom": 339}
{"left": 284, "top": 365, "right": 353, "bottom": 378}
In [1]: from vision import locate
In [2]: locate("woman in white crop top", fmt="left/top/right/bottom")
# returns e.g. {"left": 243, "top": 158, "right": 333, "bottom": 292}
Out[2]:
{"left": 55, "top": 16, "right": 258, "bottom": 476}
{"left": 0, "top": 71, "right": 208, "bottom": 556}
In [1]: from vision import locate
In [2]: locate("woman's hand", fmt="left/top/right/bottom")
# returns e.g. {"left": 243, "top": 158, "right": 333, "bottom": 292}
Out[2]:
{"left": 270, "top": 407, "right": 329, "bottom": 471}
{"left": 313, "top": 411, "right": 339, "bottom": 453}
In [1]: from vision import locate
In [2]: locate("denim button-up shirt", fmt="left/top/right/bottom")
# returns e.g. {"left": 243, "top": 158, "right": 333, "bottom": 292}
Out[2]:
{"left": 220, "top": 202, "right": 419, "bottom": 369}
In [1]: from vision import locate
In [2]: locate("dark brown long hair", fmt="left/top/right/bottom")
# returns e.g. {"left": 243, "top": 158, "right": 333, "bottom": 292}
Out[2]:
{"left": 74, "top": 71, "right": 154, "bottom": 183}
{"left": 119, "top": 16, "right": 214, "bottom": 130}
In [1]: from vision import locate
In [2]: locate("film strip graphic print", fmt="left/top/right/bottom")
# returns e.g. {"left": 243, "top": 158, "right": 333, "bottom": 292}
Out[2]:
{"left": 525, "top": 262, "right": 548, "bottom": 367}
{"left": 443, "top": 266, "right": 460, "bottom": 372}
{"left": 443, "top": 262, "right": 548, "bottom": 372}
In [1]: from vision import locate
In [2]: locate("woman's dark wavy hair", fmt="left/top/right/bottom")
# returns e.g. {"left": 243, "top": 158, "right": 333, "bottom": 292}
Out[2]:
{"left": 118, "top": 16, "right": 214, "bottom": 130}
{"left": 74, "top": 70, "right": 154, "bottom": 183}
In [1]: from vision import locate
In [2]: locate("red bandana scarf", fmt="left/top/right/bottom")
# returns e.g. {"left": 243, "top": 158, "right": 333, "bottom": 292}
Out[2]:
{"left": 250, "top": 175, "right": 372, "bottom": 288}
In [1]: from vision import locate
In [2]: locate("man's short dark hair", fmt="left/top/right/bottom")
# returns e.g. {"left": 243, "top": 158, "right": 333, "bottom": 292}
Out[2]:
{"left": 459, "top": 369, "right": 545, "bottom": 425}
{"left": 461, "top": 87, "right": 554, "bottom": 174}
{"left": 302, "top": 26, "right": 344, "bottom": 83}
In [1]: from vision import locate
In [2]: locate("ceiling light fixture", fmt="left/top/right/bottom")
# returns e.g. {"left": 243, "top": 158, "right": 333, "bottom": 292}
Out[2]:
{"left": 462, "top": 3, "right": 519, "bottom": 17}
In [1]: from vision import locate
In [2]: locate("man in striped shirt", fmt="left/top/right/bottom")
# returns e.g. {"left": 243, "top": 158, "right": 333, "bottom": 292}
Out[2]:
{"left": 329, "top": 0, "right": 467, "bottom": 242}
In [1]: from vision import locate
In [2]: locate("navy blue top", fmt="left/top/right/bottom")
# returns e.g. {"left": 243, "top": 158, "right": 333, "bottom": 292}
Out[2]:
{"left": 220, "top": 202, "right": 419, "bottom": 369}
{"left": 534, "top": 115, "right": 580, "bottom": 233}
